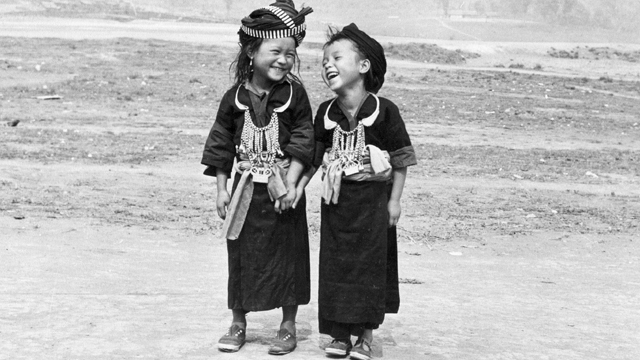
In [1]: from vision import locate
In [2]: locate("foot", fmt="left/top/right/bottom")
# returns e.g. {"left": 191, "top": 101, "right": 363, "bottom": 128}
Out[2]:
{"left": 349, "top": 338, "right": 372, "bottom": 360}
{"left": 217, "top": 324, "right": 246, "bottom": 352}
{"left": 325, "top": 338, "right": 352, "bottom": 357}
{"left": 268, "top": 328, "right": 297, "bottom": 355}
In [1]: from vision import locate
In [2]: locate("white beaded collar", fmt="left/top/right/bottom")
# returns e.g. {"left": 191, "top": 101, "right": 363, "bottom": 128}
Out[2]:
{"left": 324, "top": 93, "right": 380, "bottom": 130}
{"left": 235, "top": 81, "right": 292, "bottom": 113}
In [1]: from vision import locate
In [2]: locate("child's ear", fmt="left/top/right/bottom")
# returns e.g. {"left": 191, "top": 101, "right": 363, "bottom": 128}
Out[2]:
{"left": 246, "top": 45, "right": 255, "bottom": 59}
{"left": 359, "top": 59, "right": 371, "bottom": 74}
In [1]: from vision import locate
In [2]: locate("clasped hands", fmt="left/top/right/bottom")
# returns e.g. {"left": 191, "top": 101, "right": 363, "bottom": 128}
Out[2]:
{"left": 274, "top": 183, "right": 304, "bottom": 214}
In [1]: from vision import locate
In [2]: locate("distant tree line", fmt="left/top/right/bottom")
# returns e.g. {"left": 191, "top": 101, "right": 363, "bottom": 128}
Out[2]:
{"left": 436, "top": 0, "right": 640, "bottom": 32}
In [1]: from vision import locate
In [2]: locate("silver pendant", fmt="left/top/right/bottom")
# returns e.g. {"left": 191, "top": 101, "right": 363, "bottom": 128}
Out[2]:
{"left": 344, "top": 164, "right": 360, "bottom": 176}
{"left": 250, "top": 166, "right": 272, "bottom": 183}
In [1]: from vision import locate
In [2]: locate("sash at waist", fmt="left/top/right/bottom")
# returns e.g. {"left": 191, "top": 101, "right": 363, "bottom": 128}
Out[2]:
{"left": 321, "top": 145, "right": 392, "bottom": 205}
{"left": 221, "top": 156, "right": 290, "bottom": 240}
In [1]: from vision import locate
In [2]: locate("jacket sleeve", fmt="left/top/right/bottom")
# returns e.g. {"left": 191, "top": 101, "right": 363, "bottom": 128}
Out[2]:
{"left": 282, "top": 85, "right": 315, "bottom": 168}
{"left": 382, "top": 101, "right": 418, "bottom": 169}
{"left": 201, "top": 90, "right": 237, "bottom": 177}
{"left": 312, "top": 102, "right": 328, "bottom": 169}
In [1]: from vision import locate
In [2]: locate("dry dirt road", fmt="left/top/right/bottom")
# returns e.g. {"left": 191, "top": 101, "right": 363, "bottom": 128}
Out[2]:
{"left": 1, "top": 17, "right": 639, "bottom": 360}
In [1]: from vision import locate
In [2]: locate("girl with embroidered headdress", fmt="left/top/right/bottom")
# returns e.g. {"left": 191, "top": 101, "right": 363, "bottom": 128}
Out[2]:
{"left": 313, "top": 24, "right": 417, "bottom": 360}
{"left": 201, "top": 0, "right": 313, "bottom": 355}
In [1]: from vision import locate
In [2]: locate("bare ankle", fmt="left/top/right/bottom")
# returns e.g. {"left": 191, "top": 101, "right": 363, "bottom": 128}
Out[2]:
{"left": 280, "top": 320, "right": 296, "bottom": 335}
{"left": 360, "top": 329, "right": 373, "bottom": 343}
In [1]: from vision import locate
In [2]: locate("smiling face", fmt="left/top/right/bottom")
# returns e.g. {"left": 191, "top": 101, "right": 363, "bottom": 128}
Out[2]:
{"left": 322, "top": 39, "right": 370, "bottom": 95}
{"left": 249, "top": 37, "right": 297, "bottom": 91}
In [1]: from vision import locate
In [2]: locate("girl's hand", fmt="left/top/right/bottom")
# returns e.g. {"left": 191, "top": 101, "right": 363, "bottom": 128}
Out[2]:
{"left": 216, "top": 190, "right": 231, "bottom": 219}
{"left": 279, "top": 187, "right": 297, "bottom": 212}
{"left": 388, "top": 199, "right": 401, "bottom": 227}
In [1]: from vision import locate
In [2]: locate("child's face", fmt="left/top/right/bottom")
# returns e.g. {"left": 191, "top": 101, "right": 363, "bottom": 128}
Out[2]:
{"left": 250, "top": 37, "right": 297, "bottom": 89}
{"left": 322, "top": 39, "right": 369, "bottom": 94}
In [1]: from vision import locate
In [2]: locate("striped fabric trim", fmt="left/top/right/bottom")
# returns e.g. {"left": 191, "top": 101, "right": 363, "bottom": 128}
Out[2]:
{"left": 240, "top": 23, "right": 306, "bottom": 40}
{"left": 265, "top": 6, "right": 296, "bottom": 29}
{"left": 241, "top": 6, "right": 306, "bottom": 44}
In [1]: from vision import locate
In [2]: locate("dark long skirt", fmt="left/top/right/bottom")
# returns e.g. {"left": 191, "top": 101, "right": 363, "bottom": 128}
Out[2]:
{"left": 318, "top": 181, "right": 400, "bottom": 335}
{"left": 227, "top": 175, "right": 311, "bottom": 311}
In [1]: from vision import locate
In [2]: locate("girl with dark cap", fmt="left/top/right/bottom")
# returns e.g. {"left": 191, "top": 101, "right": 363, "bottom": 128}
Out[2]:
{"left": 201, "top": 0, "right": 313, "bottom": 355}
{"left": 312, "top": 23, "right": 417, "bottom": 360}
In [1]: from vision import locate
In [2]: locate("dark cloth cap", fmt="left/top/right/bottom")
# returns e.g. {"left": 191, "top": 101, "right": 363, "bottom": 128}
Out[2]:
{"left": 341, "top": 23, "right": 387, "bottom": 93}
{"left": 240, "top": 0, "right": 313, "bottom": 46}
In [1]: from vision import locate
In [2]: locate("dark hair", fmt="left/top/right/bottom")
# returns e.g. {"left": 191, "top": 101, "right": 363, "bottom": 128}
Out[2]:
{"left": 229, "top": 31, "right": 303, "bottom": 88}
{"left": 324, "top": 26, "right": 381, "bottom": 93}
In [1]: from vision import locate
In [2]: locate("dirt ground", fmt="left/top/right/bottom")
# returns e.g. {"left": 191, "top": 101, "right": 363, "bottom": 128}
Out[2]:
{"left": 1, "top": 16, "right": 640, "bottom": 360}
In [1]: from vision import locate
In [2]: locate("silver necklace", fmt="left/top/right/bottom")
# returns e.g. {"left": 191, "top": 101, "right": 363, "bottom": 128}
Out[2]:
{"left": 329, "top": 121, "right": 366, "bottom": 175}
{"left": 234, "top": 82, "right": 292, "bottom": 183}
{"left": 240, "top": 110, "right": 283, "bottom": 183}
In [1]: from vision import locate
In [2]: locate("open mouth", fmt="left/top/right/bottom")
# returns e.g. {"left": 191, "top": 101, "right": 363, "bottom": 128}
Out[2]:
{"left": 326, "top": 71, "right": 339, "bottom": 80}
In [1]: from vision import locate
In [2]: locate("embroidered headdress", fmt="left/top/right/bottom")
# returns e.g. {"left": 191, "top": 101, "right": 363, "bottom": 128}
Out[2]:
{"left": 240, "top": 0, "right": 313, "bottom": 46}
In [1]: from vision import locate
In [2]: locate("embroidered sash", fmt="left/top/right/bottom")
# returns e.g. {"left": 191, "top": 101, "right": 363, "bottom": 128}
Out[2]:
{"left": 221, "top": 155, "right": 290, "bottom": 240}
{"left": 321, "top": 145, "right": 391, "bottom": 205}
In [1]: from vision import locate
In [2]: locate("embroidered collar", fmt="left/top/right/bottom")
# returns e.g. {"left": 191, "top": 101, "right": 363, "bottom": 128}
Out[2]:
{"left": 324, "top": 93, "right": 380, "bottom": 130}
{"left": 235, "top": 80, "right": 292, "bottom": 113}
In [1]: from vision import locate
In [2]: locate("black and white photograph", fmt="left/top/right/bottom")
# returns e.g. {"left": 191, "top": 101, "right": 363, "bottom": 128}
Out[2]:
{"left": 1, "top": 1, "right": 639, "bottom": 359}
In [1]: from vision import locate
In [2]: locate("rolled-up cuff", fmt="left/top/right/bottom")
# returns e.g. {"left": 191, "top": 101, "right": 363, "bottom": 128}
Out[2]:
{"left": 203, "top": 166, "right": 218, "bottom": 177}
{"left": 201, "top": 154, "right": 234, "bottom": 177}
{"left": 390, "top": 145, "right": 417, "bottom": 168}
